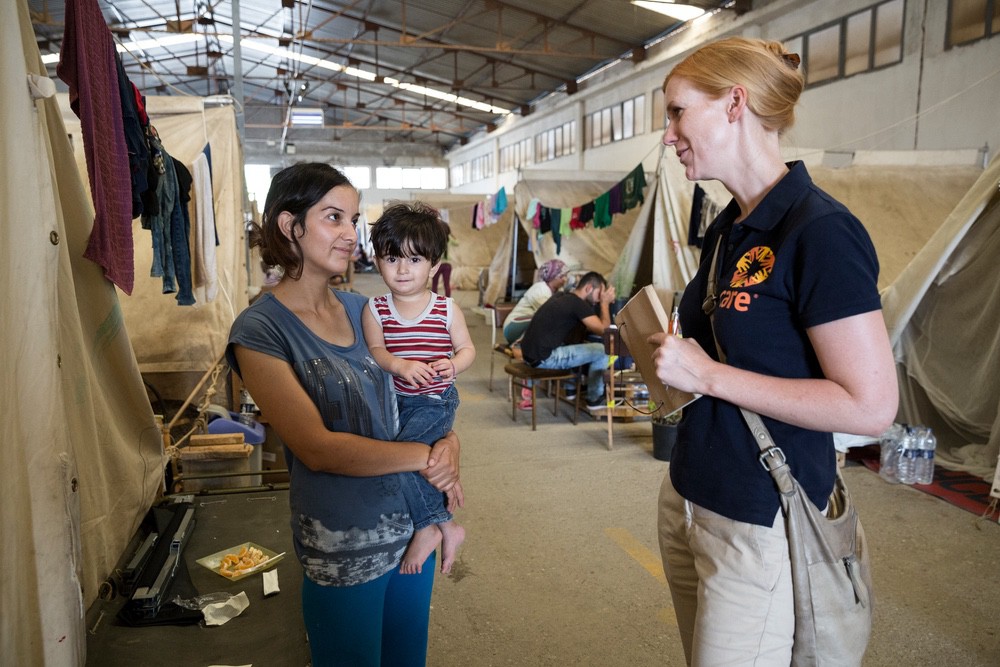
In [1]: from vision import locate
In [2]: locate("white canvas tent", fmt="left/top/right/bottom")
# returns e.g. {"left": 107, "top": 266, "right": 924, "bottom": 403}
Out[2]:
{"left": 882, "top": 153, "right": 1000, "bottom": 482}
{"left": 3, "top": 1, "right": 164, "bottom": 662}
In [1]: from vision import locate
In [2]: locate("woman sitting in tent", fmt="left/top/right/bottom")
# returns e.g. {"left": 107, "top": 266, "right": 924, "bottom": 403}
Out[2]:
{"left": 502, "top": 258, "right": 569, "bottom": 344}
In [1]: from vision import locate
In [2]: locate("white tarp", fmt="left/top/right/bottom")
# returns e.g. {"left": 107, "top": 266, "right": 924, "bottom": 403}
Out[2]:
{"left": 2, "top": 1, "right": 164, "bottom": 663}
{"left": 881, "top": 153, "right": 1000, "bottom": 480}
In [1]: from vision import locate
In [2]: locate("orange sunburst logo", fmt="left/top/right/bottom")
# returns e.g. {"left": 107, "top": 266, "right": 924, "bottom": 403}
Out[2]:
{"left": 730, "top": 246, "right": 774, "bottom": 288}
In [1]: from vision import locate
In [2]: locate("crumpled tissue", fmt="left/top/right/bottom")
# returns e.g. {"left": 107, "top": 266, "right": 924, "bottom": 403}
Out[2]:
{"left": 202, "top": 591, "right": 250, "bottom": 626}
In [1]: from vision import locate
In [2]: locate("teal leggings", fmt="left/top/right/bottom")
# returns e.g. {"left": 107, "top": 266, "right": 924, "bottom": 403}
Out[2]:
{"left": 301, "top": 552, "right": 436, "bottom": 667}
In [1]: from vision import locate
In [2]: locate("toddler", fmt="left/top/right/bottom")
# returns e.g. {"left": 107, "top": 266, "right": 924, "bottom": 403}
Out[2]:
{"left": 362, "top": 202, "right": 475, "bottom": 574}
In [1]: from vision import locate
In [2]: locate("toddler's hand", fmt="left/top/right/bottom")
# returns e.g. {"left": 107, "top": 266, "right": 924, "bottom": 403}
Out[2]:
{"left": 396, "top": 359, "right": 436, "bottom": 387}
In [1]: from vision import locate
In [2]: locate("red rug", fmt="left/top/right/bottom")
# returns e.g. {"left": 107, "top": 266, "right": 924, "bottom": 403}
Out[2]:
{"left": 847, "top": 445, "right": 998, "bottom": 518}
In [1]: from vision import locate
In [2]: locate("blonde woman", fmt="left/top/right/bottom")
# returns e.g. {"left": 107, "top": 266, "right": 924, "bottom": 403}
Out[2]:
{"left": 648, "top": 37, "right": 897, "bottom": 665}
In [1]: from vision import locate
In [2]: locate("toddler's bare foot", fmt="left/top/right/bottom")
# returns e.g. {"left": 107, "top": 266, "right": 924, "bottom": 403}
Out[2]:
{"left": 401, "top": 525, "right": 442, "bottom": 574}
{"left": 439, "top": 520, "right": 466, "bottom": 575}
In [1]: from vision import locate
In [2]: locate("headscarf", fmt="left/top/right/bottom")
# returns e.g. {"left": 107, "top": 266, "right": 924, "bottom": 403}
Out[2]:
{"left": 538, "top": 259, "right": 567, "bottom": 284}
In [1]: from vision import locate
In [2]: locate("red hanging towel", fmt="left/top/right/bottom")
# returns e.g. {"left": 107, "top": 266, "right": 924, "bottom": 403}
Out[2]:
{"left": 58, "top": 0, "right": 135, "bottom": 294}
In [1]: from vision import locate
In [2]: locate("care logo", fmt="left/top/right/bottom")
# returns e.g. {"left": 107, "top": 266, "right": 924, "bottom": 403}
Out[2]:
{"left": 730, "top": 246, "right": 774, "bottom": 288}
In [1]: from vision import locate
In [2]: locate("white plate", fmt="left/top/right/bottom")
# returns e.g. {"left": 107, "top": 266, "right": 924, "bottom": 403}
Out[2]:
{"left": 195, "top": 542, "right": 285, "bottom": 581}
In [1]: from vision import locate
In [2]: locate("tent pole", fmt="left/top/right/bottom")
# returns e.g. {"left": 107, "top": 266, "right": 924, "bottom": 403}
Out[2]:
{"left": 231, "top": 0, "right": 246, "bottom": 143}
{"left": 509, "top": 213, "right": 521, "bottom": 302}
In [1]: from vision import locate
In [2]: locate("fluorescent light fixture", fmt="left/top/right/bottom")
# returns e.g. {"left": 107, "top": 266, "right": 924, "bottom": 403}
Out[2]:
{"left": 218, "top": 35, "right": 510, "bottom": 116}
{"left": 41, "top": 33, "right": 203, "bottom": 64}
{"left": 291, "top": 108, "right": 325, "bottom": 127}
{"left": 632, "top": 1, "right": 706, "bottom": 21}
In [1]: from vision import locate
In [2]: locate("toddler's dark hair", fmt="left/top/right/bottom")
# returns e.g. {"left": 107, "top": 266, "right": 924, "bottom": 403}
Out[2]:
{"left": 369, "top": 202, "right": 449, "bottom": 265}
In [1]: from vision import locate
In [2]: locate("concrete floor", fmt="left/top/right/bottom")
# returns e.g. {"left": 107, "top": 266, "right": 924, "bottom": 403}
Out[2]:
{"left": 342, "top": 275, "right": 1000, "bottom": 667}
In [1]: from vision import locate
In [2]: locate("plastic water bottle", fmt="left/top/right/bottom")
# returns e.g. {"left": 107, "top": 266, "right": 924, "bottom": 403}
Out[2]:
{"left": 238, "top": 389, "right": 257, "bottom": 426}
{"left": 878, "top": 423, "right": 905, "bottom": 484}
{"left": 915, "top": 427, "right": 937, "bottom": 485}
{"left": 896, "top": 426, "right": 918, "bottom": 484}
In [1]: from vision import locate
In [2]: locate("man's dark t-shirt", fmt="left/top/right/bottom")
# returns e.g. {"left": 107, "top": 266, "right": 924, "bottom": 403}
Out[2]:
{"left": 520, "top": 292, "right": 595, "bottom": 365}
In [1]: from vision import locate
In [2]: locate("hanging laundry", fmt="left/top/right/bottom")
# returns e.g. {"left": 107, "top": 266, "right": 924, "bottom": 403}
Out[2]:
{"left": 141, "top": 142, "right": 176, "bottom": 288}
{"left": 608, "top": 181, "right": 625, "bottom": 216}
{"left": 538, "top": 207, "right": 553, "bottom": 235}
{"left": 484, "top": 193, "right": 497, "bottom": 225}
{"left": 526, "top": 198, "right": 541, "bottom": 226}
{"left": 170, "top": 157, "right": 196, "bottom": 306}
{"left": 578, "top": 201, "right": 595, "bottom": 225}
{"left": 569, "top": 206, "right": 585, "bottom": 230}
{"left": 560, "top": 208, "right": 573, "bottom": 237}
{"left": 689, "top": 184, "right": 706, "bottom": 249}
{"left": 622, "top": 165, "right": 647, "bottom": 211}
{"left": 550, "top": 214, "right": 563, "bottom": 254}
{"left": 192, "top": 145, "right": 218, "bottom": 303}
{"left": 140, "top": 125, "right": 167, "bottom": 228}
{"left": 116, "top": 55, "right": 149, "bottom": 219}
{"left": 493, "top": 186, "right": 508, "bottom": 215}
{"left": 57, "top": 0, "right": 135, "bottom": 294}
{"left": 593, "top": 192, "right": 612, "bottom": 229}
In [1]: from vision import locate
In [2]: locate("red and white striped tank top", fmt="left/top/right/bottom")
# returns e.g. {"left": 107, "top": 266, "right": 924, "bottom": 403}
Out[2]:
{"left": 369, "top": 293, "right": 454, "bottom": 396}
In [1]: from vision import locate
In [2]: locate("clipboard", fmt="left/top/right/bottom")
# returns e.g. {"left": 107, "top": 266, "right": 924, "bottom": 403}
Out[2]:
{"left": 613, "top": 285, "right": 700, "bottom": 420}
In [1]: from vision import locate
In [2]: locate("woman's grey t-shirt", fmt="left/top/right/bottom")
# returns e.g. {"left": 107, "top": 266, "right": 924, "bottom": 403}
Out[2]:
{"left": 227, "top": 290, "right": 412, "bottom": 586}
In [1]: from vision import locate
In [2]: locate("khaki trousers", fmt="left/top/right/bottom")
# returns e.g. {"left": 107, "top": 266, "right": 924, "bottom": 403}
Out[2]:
{"left": 658, "top": 473, "right": 794, "bottom": 667}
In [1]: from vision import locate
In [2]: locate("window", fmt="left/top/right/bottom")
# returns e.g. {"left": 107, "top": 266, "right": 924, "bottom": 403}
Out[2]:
{"left": 401, "top": 168, "right": 422, "bottom": 189}
{"left": 807, "top": 24, "right": 841, "bottom": 85}
{"left": 651, "top": 87, "right": 665, "bottom": 132}
{"left": 340, "top": 166, "right": 371, "bottom": 190}
{"left": 375, "top": 167, "right": 402, "bottom": 190}
{"left": 790, "top": 0, "right": 904, "bottom": 88}
{"left": 531, "top": 120, "right": 576, "bottom": 165}
{"left": 947, "top": 0, "right": 995, "bottom": 46}
{"left": 611, "top": 105, "right": 624, "bottom": 142}
{"left": 874, "top": 0, "right": 904, "bottom": 65}
{"left": 420, "top": 167, "right": 447, "bottom": 190}
{"left": 845, "top": 12, "right": 872, "bottom": 76}
{"left": 244, "top": 164, "right": 272, "bottom": 204}
{"left": 587, "top": 95, "right": 644, "bottom": 148}
{"left": 374, "top": 166, "right": 447, "bottom": 190}
{"left": 624, "top": 101, "right": 636, "bottom": 138}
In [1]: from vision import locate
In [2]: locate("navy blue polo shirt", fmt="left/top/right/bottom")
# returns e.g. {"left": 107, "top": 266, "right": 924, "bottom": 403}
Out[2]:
{"left": 672, "top": 161, "right": 882, "bottom": 526}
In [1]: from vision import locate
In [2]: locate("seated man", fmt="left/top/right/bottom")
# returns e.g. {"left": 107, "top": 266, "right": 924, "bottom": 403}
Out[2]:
{"left": 519, "top": 271, "right": 616, "bottom": 412}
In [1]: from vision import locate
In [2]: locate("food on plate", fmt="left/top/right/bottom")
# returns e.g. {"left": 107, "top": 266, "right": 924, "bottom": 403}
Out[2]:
{"left": 219, "top": 545, "right": 269, "bottom": 578}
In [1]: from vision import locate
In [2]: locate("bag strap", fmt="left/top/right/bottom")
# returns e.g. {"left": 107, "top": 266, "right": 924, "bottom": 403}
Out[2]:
{"left": 702, "top": 234, "right": 796, "bottom": 496}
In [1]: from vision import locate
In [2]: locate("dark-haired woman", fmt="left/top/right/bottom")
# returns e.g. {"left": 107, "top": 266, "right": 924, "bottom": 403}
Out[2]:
{"left": 227, "top": 162, "right": 462, "bottom": 666}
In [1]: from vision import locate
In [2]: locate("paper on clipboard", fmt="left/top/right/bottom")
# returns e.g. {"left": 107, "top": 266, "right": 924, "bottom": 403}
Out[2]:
{"left": 614, "top": 285, "right": 700, "bottom": 420}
